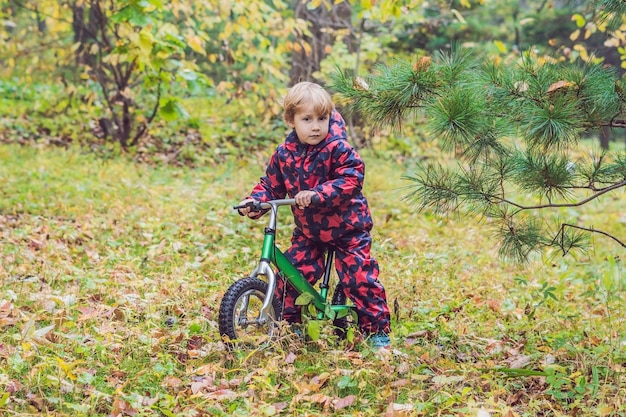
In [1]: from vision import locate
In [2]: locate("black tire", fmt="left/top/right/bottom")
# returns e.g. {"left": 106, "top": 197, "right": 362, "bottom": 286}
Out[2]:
{"left": 331, "top": 283, "right": 351, "bottom": 338}
{"left": 218, "top": 277, "right": 283, "bottom": 344}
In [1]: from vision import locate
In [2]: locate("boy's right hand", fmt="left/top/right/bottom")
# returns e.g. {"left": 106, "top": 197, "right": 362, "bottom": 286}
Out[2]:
{"left": 236, "top": 199, "right": 258, "bottom": 218}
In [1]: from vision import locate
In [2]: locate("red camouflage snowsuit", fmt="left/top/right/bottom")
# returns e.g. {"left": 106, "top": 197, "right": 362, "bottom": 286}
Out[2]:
{"left": 247, "top": 110, "right": 390, "bottom": 334}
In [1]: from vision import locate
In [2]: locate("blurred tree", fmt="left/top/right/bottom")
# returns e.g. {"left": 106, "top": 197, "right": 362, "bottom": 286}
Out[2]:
{"left": 0, "top": 0, "right": 211, "bottom": 149}
{"left": 4, "top": 0, "right": 624, "bottom": 157}
{"left": 0, "top": 0, "right": 319, "bottom": 151}
{"left": 289, "top": 0, "right": 352, "bottom": 85}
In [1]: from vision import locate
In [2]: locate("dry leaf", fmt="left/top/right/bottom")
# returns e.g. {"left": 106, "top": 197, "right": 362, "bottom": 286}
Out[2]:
{"left": 506, "top": 354, "right": 531, "bottom": 369}
{"left": 514, "top": 81, "right": 528, "bottom": 92}
{"left": 111, "top": 397, "right": 137, "bottom": 416}
{"left": 333, "top": 394, "right": 356, "bottom": 410}
{"left": 547, "top": 80, "right": 573, "bottom": 93}
{"left": 413, "top": 56, "right": 431, "bottom": 72}
{"left": 205, "top": 388, "right": 238, "bottom": 401}
{"left": 162, "top": 376, "right": 183, "bottom": 389}
{"left": 285, "top": 351, "right": 297, "bottom": 364}
{"left": 353, "top": 77, "right": 369, "bottom": 91}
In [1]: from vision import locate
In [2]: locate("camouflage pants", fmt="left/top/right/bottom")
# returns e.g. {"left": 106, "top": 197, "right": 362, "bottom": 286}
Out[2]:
{"left": 275, "top": 228, "right": 391, "bottom": 334}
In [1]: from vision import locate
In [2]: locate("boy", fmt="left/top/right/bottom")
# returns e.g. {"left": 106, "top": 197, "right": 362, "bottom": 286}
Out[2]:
{"left": 238, "top": 81, "right": 391, "bottom": 348}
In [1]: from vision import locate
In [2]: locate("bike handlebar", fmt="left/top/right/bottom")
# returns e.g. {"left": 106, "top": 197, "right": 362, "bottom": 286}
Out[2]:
{"left": 233, "top": 195, "right": 321, "bottom": 214}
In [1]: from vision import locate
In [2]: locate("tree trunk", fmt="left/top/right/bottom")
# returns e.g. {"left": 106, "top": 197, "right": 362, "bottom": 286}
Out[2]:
{"left": 289, "top": 0, "right": 353, "bottom": 86}
{"left": 288, "top": 1, "right": 371, "bottom": 147}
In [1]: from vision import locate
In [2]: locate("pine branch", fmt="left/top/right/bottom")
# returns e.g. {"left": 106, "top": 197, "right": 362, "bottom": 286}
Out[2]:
{"left": 331, "top": 44, "right": 626, "bottom": 260}
{"left": 555, "top": 224, "right": 626, "bottom": 257}
{"left": 500, "top": 179, "right": 626, "bottom": 214}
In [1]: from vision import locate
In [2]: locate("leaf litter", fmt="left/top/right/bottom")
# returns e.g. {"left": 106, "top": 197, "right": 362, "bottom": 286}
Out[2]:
{"left": 0, "top": 145, "right": 624, "bottom": 416}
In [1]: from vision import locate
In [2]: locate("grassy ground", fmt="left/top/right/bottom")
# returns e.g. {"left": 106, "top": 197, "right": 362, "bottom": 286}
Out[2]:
{"left": 0, "top": 144, "right": 624, "bottom": 416}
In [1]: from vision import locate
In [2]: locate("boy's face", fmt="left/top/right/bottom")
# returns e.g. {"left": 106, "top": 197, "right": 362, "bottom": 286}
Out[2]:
{"left": 287, "top": 102, "right": 330, "bottom": 146}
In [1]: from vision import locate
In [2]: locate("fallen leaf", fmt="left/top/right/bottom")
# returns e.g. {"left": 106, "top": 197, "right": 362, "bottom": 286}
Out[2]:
{"left": 162, "top": 376, "right": 183, "bottom": 389}
{"left": 391, "top": 378, "right": 409, "bottom": 388}
{"left": 432, "top": 375, "right": 464, "bottom": 386}
{"left": 285, "top": 352, "right": 297, "bottom": 364}
{"left": 506, "top": 354, "right": 531, "bottom": 369}
{"left": 111, "top": 397, "right": 137, "bottom": 416}
{"left": 33, "top": 324, "right": 55, "bottom": 344}
{"left": 205, "top": 388, "right": 238, "bottom": 401}
{"left": 477, "top": 408, "right": 491, "bottom": 417}
{"left": 190, "top": 376, "right": 215, "bottom": 394}
{"left": 333, "top": 394, "right": 356, "bottom": 410}
{"left": 547, "top": 80, "right": 573, "bottom": 93}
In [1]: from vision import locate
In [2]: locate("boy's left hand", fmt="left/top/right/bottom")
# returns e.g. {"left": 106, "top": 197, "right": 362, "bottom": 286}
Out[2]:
{"left": 294, "top": 190, "right": 318, "bottom": 209}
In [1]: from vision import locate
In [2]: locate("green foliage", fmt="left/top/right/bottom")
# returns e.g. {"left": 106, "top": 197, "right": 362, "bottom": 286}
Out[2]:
{"left": 1, "top": 0, "right": 625, "bottom": 159}
{"left": 0, "top": 0, "right": 303, "bottom": 152}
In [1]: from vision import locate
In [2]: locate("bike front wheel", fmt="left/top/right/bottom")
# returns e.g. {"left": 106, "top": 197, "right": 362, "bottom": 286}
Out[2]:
{"left": 218, "top": 277, "right": 283, "bottom": 345}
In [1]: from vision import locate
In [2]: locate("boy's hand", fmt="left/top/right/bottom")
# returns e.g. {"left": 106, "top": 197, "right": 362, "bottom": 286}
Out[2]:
{"left": 237, "top": 199, "right": 258, "bottom": 218}
{"left": 294, "top": 190, "right": 318, "bottom": 209}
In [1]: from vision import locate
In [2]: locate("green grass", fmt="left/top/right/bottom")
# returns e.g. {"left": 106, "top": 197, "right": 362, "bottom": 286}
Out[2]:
{"left": 0, "top": 144, "right": 624, "bottom": 416}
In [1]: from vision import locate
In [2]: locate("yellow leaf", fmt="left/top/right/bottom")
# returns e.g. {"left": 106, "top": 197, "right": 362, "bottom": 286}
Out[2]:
{"left": 494, "top": 40, "right": 507, "bottom": 53}
{"left": 460, "top": 0, "right": 471, "bottom": 8}
{"left": 139, "top": 32, "right": 153, "bottom": 56}
{"left": 570, "top": 29, "right": 580, "bottom": 41}
{"left": 216, "top": 81, "right": 232, "bottom": 94}
{"left": 571, "top": 13, "right": 586, "bottom": 28}
{"left": 451, "top": 9, "right": 466, "bottom": 24}
{"left": 56, "top": 358, "right": 83, "bottom": 381}
{"left": 186, "top": 34, "right": 205, "bottom": 54}
{"left": 574, "top": 44, "right": 589, "bottom": 61}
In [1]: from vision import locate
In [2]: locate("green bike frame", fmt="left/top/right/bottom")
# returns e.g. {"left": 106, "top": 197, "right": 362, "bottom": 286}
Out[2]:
{"left": 251, "top": 199, "right": 349, "bottom": 323}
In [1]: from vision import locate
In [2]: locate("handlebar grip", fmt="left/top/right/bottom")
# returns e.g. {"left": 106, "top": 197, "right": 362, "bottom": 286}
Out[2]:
{"left": 311, "top": 194, "right": 321, "bottom": 206}
{"left": 233, "top": 201, "right": 263, "bottom": 215}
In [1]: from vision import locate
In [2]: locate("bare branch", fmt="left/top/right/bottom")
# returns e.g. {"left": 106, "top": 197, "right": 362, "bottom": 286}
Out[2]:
{"left": 500, "top": 180, "right": 626, "bottom": 215}
{"left": 131, "top": 73, "right": 162, "bottom": 147}
{"left": 555, "top": 223, "right": 626, "bottom": 256}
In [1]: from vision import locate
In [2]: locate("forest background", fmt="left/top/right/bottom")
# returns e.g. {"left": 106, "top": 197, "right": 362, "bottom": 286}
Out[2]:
{"left": 0, "top": 0, "right": 625, "bottom": 416}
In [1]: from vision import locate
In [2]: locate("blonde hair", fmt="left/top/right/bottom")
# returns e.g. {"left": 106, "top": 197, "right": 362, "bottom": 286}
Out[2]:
{"left": 282, "top": 82, "right": 335, "bottom": 124}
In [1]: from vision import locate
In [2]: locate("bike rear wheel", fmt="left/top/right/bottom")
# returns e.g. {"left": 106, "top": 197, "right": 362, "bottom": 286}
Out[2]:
{"left": 331, "top": 283, "right": 355, "bottom": 339}
{"left": 218, "top": 277, "right": 283, "bottom": 345}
